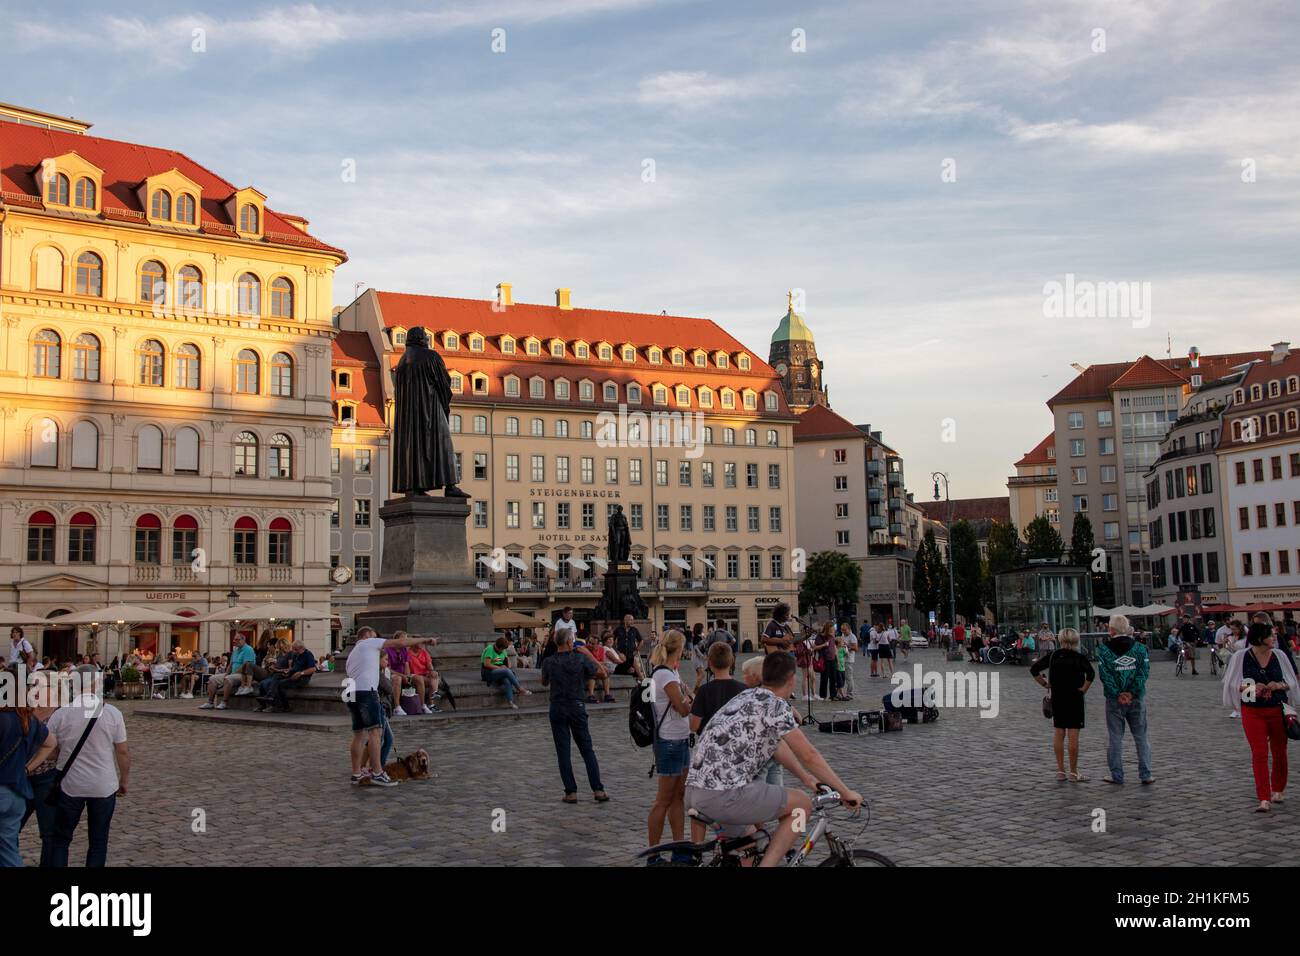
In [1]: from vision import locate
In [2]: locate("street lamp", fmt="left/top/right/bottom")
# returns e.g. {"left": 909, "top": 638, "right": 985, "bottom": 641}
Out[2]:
{"left": 225, "top": 589, "right": 241, "bottom": 653}
{"left": 932, "top": 472, "right": 956, "bottom": 638}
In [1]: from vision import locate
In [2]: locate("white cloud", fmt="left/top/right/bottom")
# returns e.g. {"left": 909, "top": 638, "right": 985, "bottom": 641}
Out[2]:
{"left": 635, "top": 71, "right": 754, "bottom": 109}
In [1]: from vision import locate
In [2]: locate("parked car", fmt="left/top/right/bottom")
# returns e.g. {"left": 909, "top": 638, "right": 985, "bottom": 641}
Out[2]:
{"left": 909, "top": 635, "right": 930, "bottom": 648}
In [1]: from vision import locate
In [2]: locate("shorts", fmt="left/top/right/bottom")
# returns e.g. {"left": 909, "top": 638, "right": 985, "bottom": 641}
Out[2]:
{"left": 654, "top": 737, "right": 691, "bottom": 777}
{"left": 868, "top": 648, "right": 879, "bottom": 660}
{"left": 878, "top": 645, "right": 894, "bottom": 660}
{"left": 685, "top": 781, "right": 789, "bottom": 838}
{"left": 348, "top": 689, "right": 383, "bottom": 732}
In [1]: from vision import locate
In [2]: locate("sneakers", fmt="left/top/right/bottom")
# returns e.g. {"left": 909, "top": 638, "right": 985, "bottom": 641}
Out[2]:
{"left": 392, "top": 707, "right": 407, "bottom": 717}
{"left": 1230, "top": 710, "right": 1240, "bottom": 718}
{"left": 420, "top": 703, "right": 434, "bottom": 715}
{"left": 181, "top": 693, "right": 194, "bottom": 699}
{"left": 199, "top": 701, "right": 215, "bottom": 710}
{"left": 367, "top": 772, "right": 398, "bottom": 788}
{"left": 235, "top": 686, "right": 256, "bottom": 696}
{"left": 508, "top": 701, "right": 519, "bottom": 710}
{"left": 152, "top": 693, "right": 165, "bottom": 699}
{"left": 215, "top": 701, "right": 227, "bottom": 710}
{"left": 351, "top": 769, "right": 372, "bottom": 785}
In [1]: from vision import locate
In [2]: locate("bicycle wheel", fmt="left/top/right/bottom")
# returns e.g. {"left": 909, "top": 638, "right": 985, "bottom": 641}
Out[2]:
{"left": 817, "top": 848, "right": 896, "bottom": 867}
{"left": 987, "top": 646, "right": 1006, "bottom": 665}
{"left": 1175, "top": 655, "right": 1184, "bottom": 676}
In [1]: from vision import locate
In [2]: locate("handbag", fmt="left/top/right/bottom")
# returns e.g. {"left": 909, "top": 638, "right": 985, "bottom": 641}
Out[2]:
{"left": 44, "top": 714, "right": 100, "bottom": 807}
{"left": 1284, "top": 704, "right": 1300, "bottom": 742}
{"left": 1041, "top": 693, "right": 1053, "bottom": 720}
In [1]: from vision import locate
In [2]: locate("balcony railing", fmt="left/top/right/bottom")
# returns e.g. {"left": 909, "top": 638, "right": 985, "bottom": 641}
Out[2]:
{"left": 869, "top": 516, "right": 886, "bottom": 530}
{"left": 887, "top": 472, "right": 903, "bottom": 485}
{"left": 866, "top": 460, "right": 884, "bottom": 476}
{"left": 868, "top": 487, "right": 883, "bottom": 502}
{"left": 888, "top": 497, "right": 903, "bottom": 511}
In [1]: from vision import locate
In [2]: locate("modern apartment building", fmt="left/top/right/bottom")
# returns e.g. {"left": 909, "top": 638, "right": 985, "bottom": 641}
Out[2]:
{"left": 1045, "top": 349, "right": 1267, "bottom": 606}
{"left": 1219, "top": 342, "right": 1300, "bottom": 606}
{"left": 334, "top": 285, "right": 799, "bottom": 649}
{"left": 0, "top": 103, "right": 345, "bottom": 658}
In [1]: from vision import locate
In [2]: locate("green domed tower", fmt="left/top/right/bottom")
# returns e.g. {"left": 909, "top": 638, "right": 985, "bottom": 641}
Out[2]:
{"left": 768, "top": 291, "right": 827, "bottom": 411}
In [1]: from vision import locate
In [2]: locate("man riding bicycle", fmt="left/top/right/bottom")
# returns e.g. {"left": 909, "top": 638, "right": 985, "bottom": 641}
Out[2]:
{"left": 684, "top": 652, "right": 862, "bottom": 868}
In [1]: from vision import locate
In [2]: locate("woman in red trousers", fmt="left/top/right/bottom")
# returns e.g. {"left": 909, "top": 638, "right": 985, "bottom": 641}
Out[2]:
{"left": 1223, "top": 623, "right": 1300, "bottom": 812}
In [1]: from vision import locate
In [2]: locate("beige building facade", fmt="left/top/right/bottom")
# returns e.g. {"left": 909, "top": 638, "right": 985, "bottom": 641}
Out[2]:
{"left": 335, "top": 286, "right": 799, "bottom": 650}
{"left": 0, "top": 105, "right": 345, "bottom": 659}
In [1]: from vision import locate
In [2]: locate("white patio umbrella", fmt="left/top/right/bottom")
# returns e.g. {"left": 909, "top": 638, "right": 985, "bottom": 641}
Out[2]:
{"left": 1134, "top": 603, "right": 1176, "bottom": 615}
{"left": 535, "top": 556, "right": 559, "bottom": 571}
{"left": 698, "top": 556, "right": 716, "bottom": 569}
{"left": 670, "top": 557, "right": 692, "bottom": 570}
{"left": 569, "top": 557, "right": 591, "bottom": 571}
{"left": 630, "top": 559, "right": 641, "bottom": 572}
{"left": 589, "top": 556, "right": 609, "bottom": 570}
{"left": 505, "top": 555, "right": 529, "bottom": 571}
{"left": 193, "top": 605, "right": 259, "bottom": 623}
{"left": 0, "top": 609, "right": 58, "bottom": 626}
{"left": 56, "top": 604, "right": 192, "bottom": 625}
{"left": 648, "top": 557, "right": 669, "bottom": 571}
{"left": 237, "top": 603, "right": 333, "bottom": 622}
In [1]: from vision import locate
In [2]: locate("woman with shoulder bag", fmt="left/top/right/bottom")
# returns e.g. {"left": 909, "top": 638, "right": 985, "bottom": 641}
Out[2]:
{"left": 1223, "top": 623, "right": 1300, "bottom": 812}
{"left": 1030, "top": 629, "right": 1095, "bottom": 782}
{"left": 0, "top": 665, "right": 58, "bottom": 867}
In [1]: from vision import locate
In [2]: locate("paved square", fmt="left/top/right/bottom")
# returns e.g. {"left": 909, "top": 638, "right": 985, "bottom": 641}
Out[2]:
{"left": 25, "top": 648, "right": 1296, "bottom": 867}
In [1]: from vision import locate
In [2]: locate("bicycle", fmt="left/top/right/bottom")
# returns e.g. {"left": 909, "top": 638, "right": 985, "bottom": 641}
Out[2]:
{"left": 637, "top": 787, "right": 896, "bottom": 867}
{"left": 1175, "top": 644, "right": 1187, "bottom": 676}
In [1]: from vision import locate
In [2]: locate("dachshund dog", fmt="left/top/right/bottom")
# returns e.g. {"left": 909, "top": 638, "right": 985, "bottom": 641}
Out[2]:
{"left": 384, "top": 749, "right": 433, "bottom": 781}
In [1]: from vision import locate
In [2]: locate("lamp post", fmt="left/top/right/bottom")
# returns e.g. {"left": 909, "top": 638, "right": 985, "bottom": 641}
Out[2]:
{"left": 932, "top": 472, "right": 956, "bottom": 635}
{"left": 225, "top": 588, "right": 240, "bottom": 654}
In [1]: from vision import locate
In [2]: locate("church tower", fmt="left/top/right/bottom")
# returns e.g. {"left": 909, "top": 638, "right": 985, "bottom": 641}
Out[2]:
{"left": 768, "top": 291, "right": 828, "bottom": 411}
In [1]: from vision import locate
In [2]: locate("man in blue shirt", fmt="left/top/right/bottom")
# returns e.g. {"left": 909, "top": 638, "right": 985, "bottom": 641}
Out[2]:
{"left": 201, "top": 634, "right": 256, "bottom": 710}
{"left": 257, "top": 641, "right": 317, "bottom": 713}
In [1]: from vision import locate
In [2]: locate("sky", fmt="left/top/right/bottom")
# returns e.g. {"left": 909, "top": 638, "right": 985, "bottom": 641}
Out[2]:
{"left": 4, "top": 0, "right": 1298, "bottom": 500}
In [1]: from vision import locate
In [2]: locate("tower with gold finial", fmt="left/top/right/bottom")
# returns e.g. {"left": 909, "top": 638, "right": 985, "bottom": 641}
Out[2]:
{"left": 768, "top": 290, "right": 828, "bottom": 411}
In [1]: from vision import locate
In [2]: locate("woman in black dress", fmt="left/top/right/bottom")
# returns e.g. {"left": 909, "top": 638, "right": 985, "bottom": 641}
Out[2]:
{"left": 1030, "top": 628, "right": 1095, "bottom": 782}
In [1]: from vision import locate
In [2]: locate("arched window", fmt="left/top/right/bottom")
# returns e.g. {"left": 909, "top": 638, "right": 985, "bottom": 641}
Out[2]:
{"left": 137, "top": 339, "right": 165, "bottom": 386}
{"left": 1288, "top": 409, "right": 1299, "bottom": 431}
{"left": 172, "top": 514, "right": 198, "bottom": 565}
{"left": 75, "top": 252, "right": 103, "bottom": 296}
{"left": 237, "top": 273, "right": 260, "bottom": 315}
{"left": 68, "top": 512, "right": 96, "bottom": 563}
{"left": 71, "top": 420, "right": 99, "bottom": 470}
{"left": 136, "top": 424, "right": 163, "bottom": 471}
{"left": 177, "top": 266, "right": 203, "bottom": 310}
{"left": 175, "top": 426, "right": 200, "bottom": 472}
{"left": 270, "top": 352, "right": 293, "bottom": 396}
{"left": 33, "top": 246, "right": 64, "bottom": 291}
{"left": 233, "top": 516, "right": 258, "bottom": 565}
{"left": 239, "top": 204, "right": 259, "bottom": 233}
{"left": 30, "top": 418, "right": 58, "bottom": 468}
{"left": 175, "top": 343, "right": 201, "bottom": 389}
{"left": 134, "top": 513, "right": 162, "bottom": 564}
{"left": 235, "top": 349, "right": 260, "bottom": 394}
{"left": 270, "top": 277, "right": 294, "bottom": 318}
{"left": 74, "top": 177, "right": 95, "bottom": 209}
{"left": 73, "top": 333, "right": 100, "bottom": 382}
{"left": 139, "top": 260, "right": 166, "bottom": 305}
{"left": 26, "top": 510, "right": 56, "bottom": 563}
{"left": 46, "top": 172, "right": 69, "bottom": 205}
{"left": 150, "top": 189, "right": 172, "bottom": 220}
{"left": 233, "top": 431, "right": 258, "bottom": 476}
{"left": 268, "top": 517, "right": 292, "bottom": 565}
{"left": 175, "top": 193, "right": 196, "bottom": 224}
{"left": 268, "top": 433, "right": 292, "bottom": 478}
{"left": 32, "top": 329, "right": 61, "bottom": 378}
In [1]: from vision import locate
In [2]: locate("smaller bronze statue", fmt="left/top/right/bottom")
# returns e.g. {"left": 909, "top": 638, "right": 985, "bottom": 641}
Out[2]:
{"left": 391, "top": 326, "right": 468, "bottom": 498}
{"left": 608, "top": 504, "right": 631, "bottom": 564}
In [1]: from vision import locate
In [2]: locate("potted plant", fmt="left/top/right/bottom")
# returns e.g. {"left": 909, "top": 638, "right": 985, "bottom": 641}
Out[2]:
{"left": 117, "top": 666, "right": 144, "bottom": 700}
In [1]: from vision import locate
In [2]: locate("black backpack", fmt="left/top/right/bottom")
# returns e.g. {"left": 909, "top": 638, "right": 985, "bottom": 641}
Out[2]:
{"left": 629, "top": 665, "right": 672, "bottom": 748}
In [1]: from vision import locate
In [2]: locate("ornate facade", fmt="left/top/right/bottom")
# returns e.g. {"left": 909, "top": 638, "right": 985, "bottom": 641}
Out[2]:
{"left": 0, "top": 104, "right": 346, "bottom": 658}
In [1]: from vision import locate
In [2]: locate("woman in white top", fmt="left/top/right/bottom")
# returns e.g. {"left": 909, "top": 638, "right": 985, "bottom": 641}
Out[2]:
{"left": 645, "top": 630, "right": 694, "bottom": 864}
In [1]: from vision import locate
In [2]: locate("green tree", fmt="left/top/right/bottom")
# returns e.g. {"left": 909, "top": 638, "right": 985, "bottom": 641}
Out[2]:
{"left": 983, "top": 520, "right": 1021, "bottom": 610}
{"left": 1024, "top": 514, "right": 1064, "bottom": 561}
{"left": 798, "top": 550, "right": 861, "bottom": 621}
{"left": 913, "top": 529, "right": 947, "bottom": 618}
{"left": 1068, "top": 513, "right": 1096, "bottom": 567}
{"left": 950, "top": 520, "right": 983, "bottom": 623}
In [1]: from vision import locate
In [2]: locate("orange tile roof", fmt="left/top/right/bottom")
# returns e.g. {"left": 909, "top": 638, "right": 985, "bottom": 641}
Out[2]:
{"left": 371, "top": 291, "right": 795, "bottom": 420}
{"left": 793, "top": 403, "right": 862, "bottom": 440}
{"left": 331, "top": 332, "right": 385, "bottom": 428}
{"left": 1014, "top": 432, "right": 1055, "bottom": 468}
{"left": 1109, "top": 355, "right": 1188, "bottom": 390}
{"left": 0, "top": 117, "right": 345, "bottom": 259}
{"left": 1047, "top": 351, "right": 1268, "bottom": 406}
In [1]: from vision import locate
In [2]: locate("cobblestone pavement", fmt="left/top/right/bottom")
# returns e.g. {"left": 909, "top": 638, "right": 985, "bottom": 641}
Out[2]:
{"left": 24, "top": 648, "right": 1298, "bottom": 867}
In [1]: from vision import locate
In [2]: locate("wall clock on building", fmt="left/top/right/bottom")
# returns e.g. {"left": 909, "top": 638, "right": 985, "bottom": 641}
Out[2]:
{"left": 775, "top": 363, "right": 788, "bottom": 376}
{"left": 331, "top": 566, "right": 353, "bottom": 585}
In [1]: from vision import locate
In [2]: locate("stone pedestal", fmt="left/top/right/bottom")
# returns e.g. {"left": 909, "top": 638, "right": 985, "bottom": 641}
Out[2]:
{"left": 356, "top": 495, "right": 496, "bottom": 671}
{"left": 592, "top": 562, "right": 649, "bottom": 624}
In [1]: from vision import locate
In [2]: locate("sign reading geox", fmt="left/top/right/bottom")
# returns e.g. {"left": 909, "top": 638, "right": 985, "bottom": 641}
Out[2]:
{"left": 49, "top": 887, "right": 151, "bottom": 937}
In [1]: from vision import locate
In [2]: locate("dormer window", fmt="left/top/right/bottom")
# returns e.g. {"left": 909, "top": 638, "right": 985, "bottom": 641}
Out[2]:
{"left": 1269, "top": 380, "right": 1281, "bottom": 398}
{"left": 443, "top": 332, "right": 459, "bottom": 350}
{"left": 737, "top": 354, "right": 751, "bottom": 370}
{"left": 764, "top": 391, "right": 778, "bottom": 411}
{"left": 74, "top": 178, "right": 96, "bottom": 209}
{"left": 671, "top": 349, "right": 685, "bottom": 366}
{"left": 715, "top": 352, "right": 729, "bottom": 369}
{"left": 500, "top": 336, "right": 515, "bottom": 355}
{"left": 151, "top": 190, "right": 172, "bottom": 220}
{"left": 720, "top": 389, "right": 736, "bottom": 409}
{"left": 653, "top": 385, "right": 668, "bottom": 405}
{"left": 699, "top": 388, "right": 714, "bottom": 408}
{"left": 471, "top": 373, "right": 489, "bottom": 395}
{"left": 676, "top": 386, "right": 691, "bottom": 406}
{"left": 449, "top": 372, "right": 463, "bottom": 393}
{"left": 530, "top": 377, "right": 546, "bottom": 399}
{"left": 239, "top": 204, "right": 259, "bottom": 233}
{"left": 579, "top": 380, "right": 594, "bottom": 401}
{"left": 551, "top": 341, "right": 565, "bottom": 358}
{"left": 622, "top": 345, "right": 636, "bottom": 362}
{"left": 627, "top": 383, "right": 642, "bottom": 403}
{"left": 603, "top": 382, "right": 618, "bottom": 402}
{"left": 526, "top": 338, "right": 541, "bottom": 356}
{"left": 46, "top": 173, "right": 70, "bottom": 205}
{"left": 393, "top": 329, "right": 407, "bottom": 347}
{"left": 575, "top": 343, "right": 590, "bottom": 359}
{"left": 743, "top": 391, "right": 757, "bottom": 410}
{"left": 469, "top": 334, "right": 484, "bottom": 352}
{"left": 504, "top": 375, "right": 520, "bottom": 397}
{"left": 555, "top": 378, "right": 571, "bottom": 400}
{"left": 649, "top": 348, "right": 662, "bottom": 364}
{"left": 176, "top": 193, "right": 197, "bottom": 224}
{"left": 598, "top": 343, "right": 613, "bottom": 361}
{"left": 336, "top": 370, "right": 352, "bottom": 390}
{"left": 693, "top": 350, "right": 707, "bottom": 367}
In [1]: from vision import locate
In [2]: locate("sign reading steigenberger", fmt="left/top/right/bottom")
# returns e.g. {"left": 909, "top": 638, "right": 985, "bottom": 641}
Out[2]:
{"left": 529, "top": 489, "right": 623, "bottom": 499}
